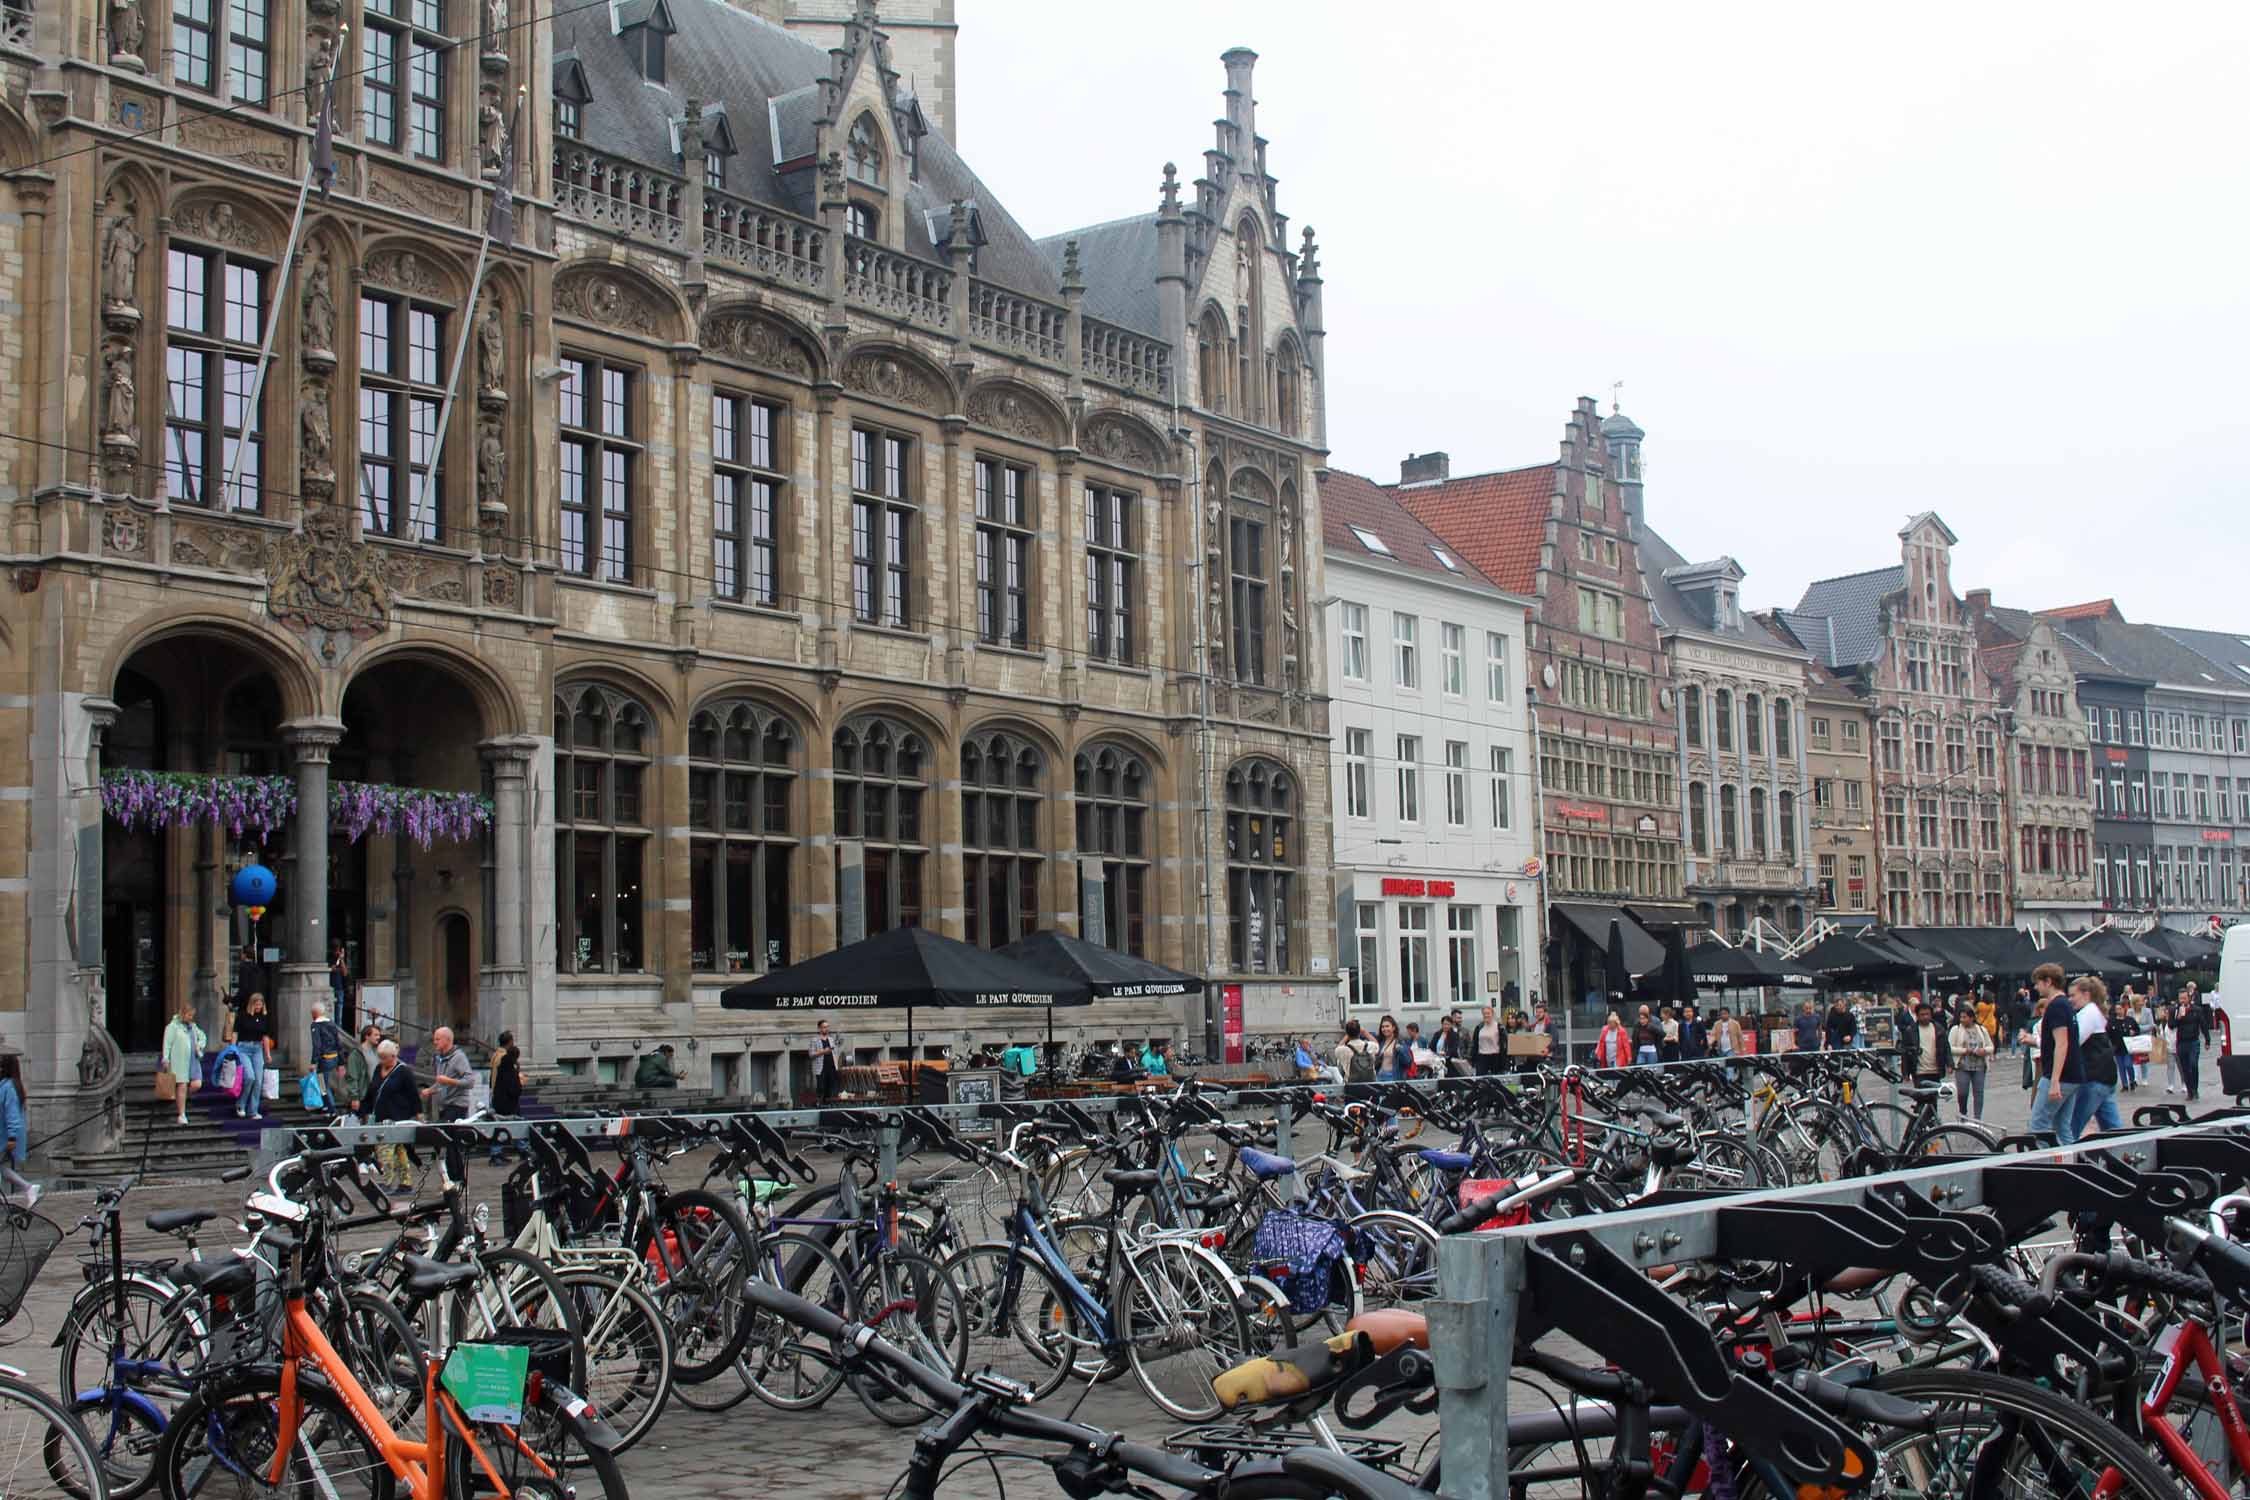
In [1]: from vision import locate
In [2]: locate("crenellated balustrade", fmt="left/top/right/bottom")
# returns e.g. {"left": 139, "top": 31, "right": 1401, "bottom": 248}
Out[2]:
{"left": 841, "top": 236, "right": 952, "bottom": 330}
{"left": 1082, "top": 317, "right": 1173, "bottom": 399}
{"left": 552, "top": 143, "right": 686, "bottom": 248}
{"left": 703, "top": 191, "right": 825, "bottom": 290}
{"left": 968, "top": 280, "right": 1066, "bottom": 362}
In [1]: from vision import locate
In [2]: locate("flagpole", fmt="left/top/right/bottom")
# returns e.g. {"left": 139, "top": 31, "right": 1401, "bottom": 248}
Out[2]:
{"left": 411, "top": 87, "right": 520, "bottom": 547}
{"left": 220, "top": 27, "right": 346, "bottom": 508}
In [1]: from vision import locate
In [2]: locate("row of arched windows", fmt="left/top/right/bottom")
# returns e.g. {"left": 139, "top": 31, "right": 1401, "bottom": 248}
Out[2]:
{"left": 1685, "top": 782, "right": 1799, "bottom": 863}
{"left": 1681, "top": 684, "right": 1796, "bottom": 759}
{"left": 553, "top": 685, "right": 1301, "bottom": 977}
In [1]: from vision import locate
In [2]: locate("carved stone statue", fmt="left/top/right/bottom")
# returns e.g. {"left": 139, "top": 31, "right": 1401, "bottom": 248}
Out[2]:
{"left": 484, "top": 0, "right": 506, "bottom": 47}
{"left": 101, "top": 348, "right": 136, "bottom": 439}
{"left": 480, "top": 97, "right": 507, "bottom": 172}
{"left": 476, "top": 417, "right": 506, "bottom": 505}
{"left": 300, "top": 381, "right": 333, "bottom": 478}
{"left": 305, "top": 31, "right": 334, "bottom": 101}
{"left": 1235, "top": 239, "right": 1250, "bottom": 305}
{"left": 109, "top": 0, "right": 145, "bottom": 59}
{"left": 475, "top": 297, "right": 504, "bottom": 395}
{"left": 300, "top": 257, "right": 336, "bottom": 358}
{"left": 102, "top": 214, "right": 143, "bottom": 313}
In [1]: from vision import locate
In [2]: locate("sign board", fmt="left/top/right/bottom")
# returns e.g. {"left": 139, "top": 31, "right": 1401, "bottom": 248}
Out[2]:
{"left": 1636, "top": 815, "right": 1659, "bottom": 834}
{"left": 358, "top": 983, "right": 398, "bottom": 1036}
{"left": 948, "top": 1069, "right": 999, "bottom": 1107}
{"left": 1222, "top": 984, "right": 1244, "bottom": 1065}
{"left": 1507, "top": 1033, "right": 1551, "bottom": 1057}
{"left": 1554, "top": 802, "right": 1608, "bottom": 824}
{"left": 1309, "top": 955, "right": 1330, "bottom": 973}
{"left": 441, "top": 1342, "right": 528, "bottom": 1426}
{"left": 1380, "top": 878, "right": 1456, "bottom": 898}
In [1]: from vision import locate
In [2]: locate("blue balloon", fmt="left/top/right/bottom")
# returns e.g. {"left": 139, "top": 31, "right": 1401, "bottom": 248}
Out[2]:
{"left": 229, "top": 864, "right": 277, "bottom": 908}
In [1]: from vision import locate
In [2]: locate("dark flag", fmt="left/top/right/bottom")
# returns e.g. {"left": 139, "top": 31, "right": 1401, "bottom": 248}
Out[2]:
{"left": 484, "top": 97, "right": 520, "bottom": 246}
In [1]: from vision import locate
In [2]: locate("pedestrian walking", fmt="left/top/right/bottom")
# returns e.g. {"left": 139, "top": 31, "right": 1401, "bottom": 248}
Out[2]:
{"left": 1632, "top": 1004, "right": 1660, "bottom": 1066}
{"left": 230, "top": 993, "right": 271, "bottom": 1119}
{"left": 2177, "top": 985, "right": 2211, "bottom": 1101}
{"left": 1373, "top": 1015, "right": 1407, "bottom": 1081}
{"left": 308, "top": 1002, "right": 346, "bottom": 1113}
{"left": 342, "top": 1024, "right": 381, "bottom": 1115}
{"left": 810, "top": 1020, "right": 843, "bottom": 1107}
{"left": 1949, "top": 1001, "right": 1991, "bottom": 1120}
{"left": 1595, "top": 1010, "right": 1632, "bottom": 1069}
{"left": 2109, "top": 1001, "right": 2140, "bottom": 1091}
{"left": 2155, "top": 1002, "right": 2178, "bottom": 1093}
{"left": 2023, "top": 962, "right": 2082, "bottom": 1143}
{"left": 1472, "top": 1005, "right": 1506, "bottom": 1076}
{"left": 421, "top": 1026, "right": 474, "bottom": 1120}
{"left": 2067, "top": 977, "right": 2123, "bottom": 1137}
{"left": 362, "top": 1040, "right": 419, "bottom": 1192}
{"left": 161, "top": 1000, "right": 206, "bottom": 1126}
{"left": 1822, "top": 995, "right": 1858, "bottom": 1051}
{"left": 1792, "top": 1000, "right": 1821, "bottom": 1053}
{"left": 0, "top": 1055, "right": 38, "bottom": 1206}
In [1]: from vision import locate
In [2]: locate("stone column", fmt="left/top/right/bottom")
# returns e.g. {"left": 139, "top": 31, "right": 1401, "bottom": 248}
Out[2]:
{"left": 278, "top": 718, "right": 346, "bottom": 1063}
{"left": 479, "top": 736, "right": 536, "bottom": 1053}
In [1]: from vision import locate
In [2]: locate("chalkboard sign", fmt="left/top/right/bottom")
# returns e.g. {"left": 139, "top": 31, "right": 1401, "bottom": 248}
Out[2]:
{"left": 948, "top": 1068, "right": 999, "bottom": 1107}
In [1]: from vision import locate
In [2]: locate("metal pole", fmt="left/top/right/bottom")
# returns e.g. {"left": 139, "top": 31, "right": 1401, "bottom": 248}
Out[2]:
{"left": 409, "top": 226, "right": 493, "bottom": 544}
{"left": 220, "top": 33, "right": 346, "bottom": 506}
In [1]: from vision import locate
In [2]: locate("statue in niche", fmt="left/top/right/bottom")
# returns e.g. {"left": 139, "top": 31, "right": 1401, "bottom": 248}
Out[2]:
{"left": 475, "top": 297, "right": 504, "bottom": 395}
{"left": 101, "top": 348, "right": 136, "bottom": 438}
{"left": 102, "top": 213, "right": 143, "bottom": 314}
{"left": 476, "top": 417, "right": 506, "bottom": 505}
{"left": 484, "top": 0, "right": 506, "bottom": 47}
{"left": 109, "top": 0, "right": 145, "bottom": 59}
{"left": 1235, "top": 238, "right": 1250, "bottom": 305}
{"left": 300, "top": 381, "right": 333, "bottom": 478}
{"left": 300, "top": 257, "right": 336, "bottom": 357}
{"left": 305, "top": 31, "right": 334, "bottom": 100}
{"left": 480, "top": 96, "right": 507, "bottom": 172}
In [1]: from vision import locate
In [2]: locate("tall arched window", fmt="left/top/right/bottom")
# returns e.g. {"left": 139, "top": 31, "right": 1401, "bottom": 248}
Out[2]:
{"left": 1234, "top": 216, "right": 1263, "bottom": 423}
{"left": 1687, "top": 781, "right": 1709, "bottom": 855}
{"left": 1197, "top": 309, "right": 1228, "bottom": 413}
{"left": 1714, "top": 689, "right": 1735, "bottom": 753}
{"left": 1749, "top": 786, "right": 1769, "bottom": 856}
{"left": 1076, "top": 744, "right": 1149, "bottom": 955}
{"left": 1719, "top": 784, "right": 1739, "bottom": 855}
{"left": 845, "top": 115, "right": 884, "bottom": 187}
{"left": 687, "top": 699, "right": 796, "bottom": 973}
{"left": 1225, "top": 759, "right": 1295, "bottom": 974}
{"left": 962, "top": 730, "right": 1042, "bottom": 948}
{"left": 555, "top": 683, "right": 650, "bottom": 973}
{"left": 1274, "top": 338, "right": 1302, "bottom": 436}
{"left": 1744, "top": 693, "right": 1763, "bottom": 755}
{"left": 1777, "top": 790, "right": 1797, "bottom": 860}
{"left": 1682, "top": 684, "right": 1704, "bottom": 748}
{"left": 833, "top": 717, "right": 925, "bottom": 933}
{"left": 1773, "top": 697, "right": 1793, "bottom": 757}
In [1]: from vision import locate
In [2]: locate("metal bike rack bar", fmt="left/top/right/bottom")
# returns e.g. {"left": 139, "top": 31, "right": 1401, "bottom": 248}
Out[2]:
{"left": 1430, "top": 1115, "right": 2250, "bottom": 1500}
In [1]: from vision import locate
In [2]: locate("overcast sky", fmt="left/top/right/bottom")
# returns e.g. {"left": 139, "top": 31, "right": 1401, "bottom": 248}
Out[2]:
{"left": 958, "top": 2, "right": 2250, "bottom": 631}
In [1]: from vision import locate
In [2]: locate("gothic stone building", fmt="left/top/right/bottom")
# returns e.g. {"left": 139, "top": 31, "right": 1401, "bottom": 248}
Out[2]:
{"left": 1781, "top": 515, "right": 2013, "bottom": 929}
{"left": 0, "top": 0, "right": 1334, "bottom": 1129}
{"left": 1966, "top": 599, "right": 2098, "bottom": 926}
{"left": 1390, "top": 400, "right": 1689, "bottom": 1028}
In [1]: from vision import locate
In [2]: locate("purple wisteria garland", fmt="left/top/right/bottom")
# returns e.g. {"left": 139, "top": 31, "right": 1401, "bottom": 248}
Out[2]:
{"left": 100, "top": 770, "right": 493, "bottom": 850}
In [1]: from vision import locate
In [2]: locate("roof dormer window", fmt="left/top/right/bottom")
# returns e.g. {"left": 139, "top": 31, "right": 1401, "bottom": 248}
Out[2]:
{"left": 552, "top": 52, "right": 590, "bottom": 139}
{"left": 613, "top": 0, "right": 673, "bottom": 83}
{"left": 638, "top": 25, "right": 663, "bottom": 81}
{"left": 846, "top": 202, "right": 876, "bottom": 240}
{"left": 555, "top": 97, "right": 580, "bottom": 138}
{"left": 1347, "top": 526, "right": 1390, "bottom": 557}
{"left": 846, "top": 114, "right": 884, "bottom": 187}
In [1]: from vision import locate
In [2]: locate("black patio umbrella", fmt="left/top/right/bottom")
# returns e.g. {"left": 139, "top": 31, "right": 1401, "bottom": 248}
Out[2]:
{"left": 1794, "top": 932, "right": 1923, "bottom": 984}
{"left": 2069, "top": 927, "right": 2180, "bottom": 974}
{"left": 1687, "top": 939, "right": 1819, "bottom": 989}
{"left": 1607, "top": 920, "right": 1635, "bottom": 1001}
{"left": 720, "top": 925, "right": 1094, "bottom": 1066}
{"left": 997, "top": 930, "right": 1196, "bottom": 1056}
{"left": 1661, "top": 928, "right": 1699, "bottom": 1010}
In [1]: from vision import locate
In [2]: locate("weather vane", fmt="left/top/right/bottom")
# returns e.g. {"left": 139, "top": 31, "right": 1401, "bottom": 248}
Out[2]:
{"left": 1611, "top": 379, "right": 1624, "bottom": 413}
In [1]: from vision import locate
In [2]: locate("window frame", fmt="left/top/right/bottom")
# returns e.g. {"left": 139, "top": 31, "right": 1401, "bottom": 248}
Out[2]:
{"left": 164, "top": 241, "right": 268, "bottom": 512}
{"left": 1075, "top": 745, "right": 1150, "bottom": 956}
{"left": 362, "top": 0, "right": 448, "bottom": 161}
{"left": 1085, "top": 485, "right": 1138, "bottom": 665}
{"left": 1440, "top": 622, "right": 1466, "bottom": 697}
{"left": 1339, "top": 602, "right": 1367, "bottom": 681}
{"left": 1392, "top": 613, "right": 1419, "bottom": 690}
{"left": 554, "top": 682, "right": 652, "bottom": 976}
{"left": 850, "top": 425, "right": 918, "bottom": 629}
{"left": 558, "top": 352, "right": 640, "bottom": 583}
{"left": 961, "top": 731, "right": 1044, "bottom": 949}
{"left": 1343, "top": 727, "right": 1371, "bottom": 819}
{"left": 973, "top": 454, "right": 1036, "bottom": 650}
{"left": 1224, "top": 759, "right": 1297, "bottom": 975}
{"left": 685, "top": 699, "right": 797, "bottom": 975}
{"left": 1227, "top": 510, "right": 1268, "bottom": 684}
{"left": 356, "top": 289, "right": 448, "bottom": 542}
{"left": 711, "top": 389, "right": 785, "bottom": 607}
{"left": 1396, "top": 734, "right": 1421, "bottom": 825}
{"left": 832, "top": 717, "right": 929, "bottom": 936}
{"left": 1443, "top": 740, "right": 1468, "bottom": 828}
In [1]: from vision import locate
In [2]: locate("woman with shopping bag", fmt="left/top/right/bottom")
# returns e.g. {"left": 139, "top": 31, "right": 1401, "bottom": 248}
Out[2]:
{"left": 160, "top": 1001, "right": 206, "bottom": 1126}
{"left": 230, "top": 993, "right": 272, "bottom": 1120}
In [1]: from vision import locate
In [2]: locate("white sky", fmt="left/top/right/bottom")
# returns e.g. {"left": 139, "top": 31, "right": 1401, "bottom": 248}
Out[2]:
{"left": 957, "top": 1, "right": 2250, "bottom": 630}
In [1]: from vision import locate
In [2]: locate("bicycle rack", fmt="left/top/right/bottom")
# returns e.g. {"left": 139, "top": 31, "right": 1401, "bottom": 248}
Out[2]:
{"left": 1430, "top": 1115, "right": 2250, "bottom": 1500}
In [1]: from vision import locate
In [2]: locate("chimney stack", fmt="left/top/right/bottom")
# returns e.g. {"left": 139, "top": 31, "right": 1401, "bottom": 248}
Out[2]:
{"left": 1401, "top": 452, "right": 1450, "bottom": 485}
{"left": 1221, "top": 48, "right": 1257, "bottom": 147}
{"left": 1965, "top": 588, "right": 1991, "bottom": 617}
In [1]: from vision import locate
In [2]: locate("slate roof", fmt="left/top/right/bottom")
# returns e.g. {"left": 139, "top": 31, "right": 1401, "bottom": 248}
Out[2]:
{"left": 1788, "top": 565, "right": 1905, "bottom": 669}
{"left": 1387, "top": 465, "right": 1555, "bottom": 595}
{"left": 1037, "top": 214, "right": 1161, "bottom": 337}
{"left": 2152, "top": 625, "right": 2250, "bottom": 692}
{"left": 2037, "top": 608, "right": 2237, "bottom": 693}
{"left": 1318, "top": 471, "right": 1507, "bottom": 591}
{"left": 1639, "top": 526, "right": 1805, "bottom": 658}
{"left": 1979, "top": 603, "right": 2137, "bottom": 681}
{"left": 559, "top": 0, "right": 1065, "bottom": 301}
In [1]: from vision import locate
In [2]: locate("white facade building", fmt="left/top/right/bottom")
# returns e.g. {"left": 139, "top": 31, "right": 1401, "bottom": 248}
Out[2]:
{"left": 1319, "top": 473, "right": 1543, "bottom": 1031}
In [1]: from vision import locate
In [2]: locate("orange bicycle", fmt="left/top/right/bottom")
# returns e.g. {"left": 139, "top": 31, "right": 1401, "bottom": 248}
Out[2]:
{"left": 154, "top": 1148, "right": 626, "bottom": 1499}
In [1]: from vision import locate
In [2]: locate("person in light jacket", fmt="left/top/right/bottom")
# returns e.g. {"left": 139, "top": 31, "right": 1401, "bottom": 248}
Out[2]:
{"left": 0, "top": 1055, "right": 38, "bottom": 1206}
{"left": 162, "top": 1001, "right": 207, "bottom": 1126}
{"left": 1948, "top": 1004, "right": 1993, "bottom": 1120}
{"left": 1595, "top": 1011, "right": 1633, "bottom": 1069}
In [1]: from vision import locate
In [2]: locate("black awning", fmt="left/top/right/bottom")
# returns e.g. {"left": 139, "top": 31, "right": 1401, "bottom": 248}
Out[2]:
{"left": 1552, "top": 903, "right": 1666, "bottom": 978}
{"left": 996, "top": 931, "right": 1196, "bottom": 999}
{"left": 719, "top": 925, "right": 1093, "bottom": 1011}
{"left": 1686, "top": 940, "right": 1821, "bottom": 988}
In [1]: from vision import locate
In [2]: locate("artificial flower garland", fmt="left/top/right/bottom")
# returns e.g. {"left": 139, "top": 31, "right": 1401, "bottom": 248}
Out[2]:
{"left": 99, "top": 769, "right": 494, "bottom": 850}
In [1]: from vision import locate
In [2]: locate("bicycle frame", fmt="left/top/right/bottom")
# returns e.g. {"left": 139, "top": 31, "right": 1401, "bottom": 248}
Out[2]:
{"left": 2139, "top": 1315, "right": 2250, "bottom": 1500}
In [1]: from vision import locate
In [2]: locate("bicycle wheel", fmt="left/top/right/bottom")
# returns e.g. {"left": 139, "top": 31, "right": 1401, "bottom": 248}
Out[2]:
{"left": 1744, "top": 1366, "right": 2178, "bottom": 1500}
{"left": 71, "top": 1387, "right": 163, "bottom": 1499}
{"left": 942, "top": 1243, "right": 1089, "bottom": 1402}
{"left": 1117, "top": 1239, "right": 1256, "bottom": 1422}
{"left": 157, "top": 1369, "right": 395, "bottom": 1500}
{"left": 59, "top": 1275, "right": 205, "bottom": 1400}
{"left": 729, "top": 1229, "right": 859, "bottom": 1413}
{"left": 443, "top": 1382, "right": 628, "bottom": 1500}
{"left": 1907, "top": 1123, "right": 2001, "bottom": 1160}
{"left": 327, "top": 1291, "right": 425, "bottom": 1429}
{"left": 444, "top": 1248, "right": 587, "bottom": 1392}
{"left": 0, "top": 1373, "right": 112, "bottom": 1500}
{"left": 551, "top": 1268, "right": 672, "bottom": 1460}
{"left": 847, "top": 1251, "right": 968, "bottom": 1427}
{"left": 638, "top": 1187, "right": 755, "bottom": 1385}
{"left": 1346, "top": 1210, "right": 1441, "bottom": 1307}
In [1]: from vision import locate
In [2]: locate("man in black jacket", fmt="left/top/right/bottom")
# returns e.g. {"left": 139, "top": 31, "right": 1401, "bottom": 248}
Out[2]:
{"left": 1678, "top": 1005, "right": 1708, "bottom": 1061}
{"left": 1898, "top": 999, "right": 1951, "bottom": 1082}
{"left": 1823, "top": 996, "right": 1858, "bottom": 1051}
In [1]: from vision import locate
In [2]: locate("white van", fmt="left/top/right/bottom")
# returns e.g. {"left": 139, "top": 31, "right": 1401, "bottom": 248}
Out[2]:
{"left": 2216, "top": 924, "right": 2250, "bottom": 1055}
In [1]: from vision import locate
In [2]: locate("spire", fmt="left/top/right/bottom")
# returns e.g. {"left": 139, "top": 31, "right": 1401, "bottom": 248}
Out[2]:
{"left": 1296, "top": 225, "right": 1319, "bottom": 282}
{"left": 1159, "top": 161, "right": 1181, "bottom": 218}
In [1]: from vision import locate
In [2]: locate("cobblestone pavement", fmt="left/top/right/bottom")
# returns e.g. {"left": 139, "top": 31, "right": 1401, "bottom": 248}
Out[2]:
{"left": 0, "top": 1061, "right": 2113, "bottom": 1498}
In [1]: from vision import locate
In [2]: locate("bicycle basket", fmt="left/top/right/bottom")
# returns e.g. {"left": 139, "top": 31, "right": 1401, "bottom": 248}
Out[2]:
{"left": 0, "top": 1207, "right": 63, "bottom": 1325}
{"left": 1250, "top": 1208, "right": 1347, "bottom": 1316}
{"left": 464, "top": 1325, "right": 577, "bottom": 1389}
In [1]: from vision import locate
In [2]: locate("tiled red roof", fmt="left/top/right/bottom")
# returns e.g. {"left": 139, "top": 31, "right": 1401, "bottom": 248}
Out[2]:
{"left": 1388, "top": 464, "right": 1555, "bottom": 595}
{"left": 2040, "top": 599, "right": 2124, "bottom": 623}
{"left": 1318, "top": 470, "right": 1505, "bottom": 588}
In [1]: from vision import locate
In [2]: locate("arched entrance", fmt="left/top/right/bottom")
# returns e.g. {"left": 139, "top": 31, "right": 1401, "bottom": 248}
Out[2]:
{"left": 105, "top": 633, "right": 300, "bottom": 1052}
{"left": 438, "top": 913, "right": 475, "bottom": 1035}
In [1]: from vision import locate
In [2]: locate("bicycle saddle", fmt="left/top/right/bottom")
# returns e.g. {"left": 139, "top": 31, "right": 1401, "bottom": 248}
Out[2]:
{"left": 1102, "top": 1169, "right": 1161, "bottom": 1192}
{"left": 401, "top": 1254, "right": 482, "bottom": 1298}
{"left": 1237, "top": 1147, "right": 1296, "bottom": 1180}
{"left": 147, "top": 1208, "right": 218, "bottom": 1235}
{"left": 1213, "top": 1328, "right": 1372, "bottom": 1412}
{"left": 1416, "top": 1148, "right": 1473, "bottom": 1172}
{"left": 1343, "top": 1308, "right": 1428, "bottom": 1356}
{"left": 177, "top": 1256, "right": 256, "bottom": 1297}
{"left": 1901, "top": 1084, "right": 1944, "bottom": 1102}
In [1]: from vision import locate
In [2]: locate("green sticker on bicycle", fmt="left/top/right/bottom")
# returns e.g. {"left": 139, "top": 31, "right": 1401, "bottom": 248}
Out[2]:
{"left": 441, "top": 1342, "right": 530, "bottom": 1425}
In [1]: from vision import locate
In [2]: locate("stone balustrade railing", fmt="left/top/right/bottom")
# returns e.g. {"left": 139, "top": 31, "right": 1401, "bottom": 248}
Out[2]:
{"left": 1083, "top": 317, "right": 1172, "bottom": 399}
{"left": 841, "top": 236, "right": 953, "bottom": 330}
{"left": 703, "top": 191, "right": 825, "bottom": 290}
{"left": 968, "top": 280, "right": 1066, "bottom": 362}
{"left": 553, "top": 143, "right": 686, "bottom": 249}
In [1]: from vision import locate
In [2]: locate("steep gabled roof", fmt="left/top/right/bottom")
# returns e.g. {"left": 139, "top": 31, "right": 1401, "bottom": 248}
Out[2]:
{"left": 2043, "top": 599, "right": 2123, "bottom": 623}
{"left": 2153, "top": 625, "right": 2250, "bottom": 693}
{"left": 2039, "top": 610, "right": 2233, "bottom": 691}
{"left": 1036, "top": 214, "right": 1160, "bottom": 337}
{"left": 1639, "top": 525, "right": 1804, "bottom": 657}
{"left": 1387, "top": 465, "right": 1554, "bottom": 595}
{"left": 1979, "top": 602, "right": 2133, "bottom": 681}
{"left": 1318, "top": 470, "right": 1508, "bottom": 592}
{"left": 1789, "top": 565, "right": 1905, "bottom": 669}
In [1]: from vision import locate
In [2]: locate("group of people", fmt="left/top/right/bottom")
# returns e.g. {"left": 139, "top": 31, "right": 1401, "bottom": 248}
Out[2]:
{"left": 1595, "top": 1003, "right": 1755, "bottom": 1068}
{"left": 1307, "top": 1003, "right": 1555, "bottom": 1083}
{"left": 2024, "top": 964, "right": 2207, "bottom": 1144}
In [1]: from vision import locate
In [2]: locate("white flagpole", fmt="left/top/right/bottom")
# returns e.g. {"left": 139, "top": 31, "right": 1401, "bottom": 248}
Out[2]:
{"left": 220, "top": 29, "right": 346, "bottom": 508}
{"left": 408, "top": 231, "right": 491, "bottom": 545}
